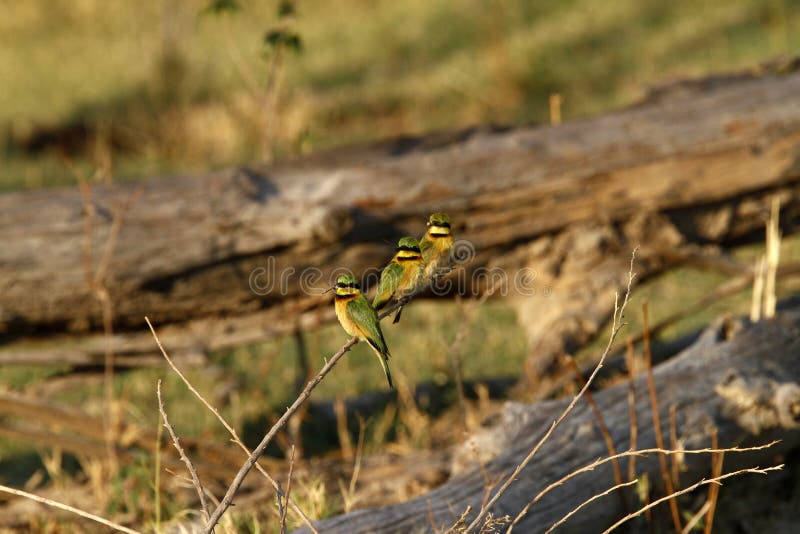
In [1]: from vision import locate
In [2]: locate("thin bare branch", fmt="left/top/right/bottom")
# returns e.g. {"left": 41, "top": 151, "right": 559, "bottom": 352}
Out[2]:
{"left": 0, "top": 484, "right": 141, "bottom": 534}
{"left": 507, "top": 441, "right": 778, "bottom": 531}
{"left": 545, "top": 480, "right": 637, "bottom": 534}
{"left": 603, "top": 465, "right": 783, "bottom": 534}
{"left": 157, "top": 380, "right": 211, "bottom": 523}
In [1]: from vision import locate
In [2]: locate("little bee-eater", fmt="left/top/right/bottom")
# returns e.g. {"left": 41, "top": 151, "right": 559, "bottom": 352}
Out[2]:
{"left": 419, "top": 212, "right": 454, "bottom": 281}
{"left": 373, "top": 237, "right": 424, "bottom": 323}
{"left": 334, "top": 274, "right": 393, "bottom": 389}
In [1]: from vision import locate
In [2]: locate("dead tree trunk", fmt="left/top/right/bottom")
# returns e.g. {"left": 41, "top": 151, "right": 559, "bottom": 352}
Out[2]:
{"left": 1, "top": 68, "right": 800, "bottom": 370}
{"left": 298, "top": 303, "right": 800, "bottom": 533}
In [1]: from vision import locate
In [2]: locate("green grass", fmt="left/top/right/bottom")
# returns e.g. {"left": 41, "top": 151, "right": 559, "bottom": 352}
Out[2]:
{"left": 2, "top": 0, "right": 799, "bottom": 189}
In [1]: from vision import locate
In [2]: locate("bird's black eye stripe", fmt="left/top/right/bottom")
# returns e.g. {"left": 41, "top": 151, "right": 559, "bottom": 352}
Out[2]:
{"left": 430, "top": 222, "right": 451, "bottom": 228}
{"left": 397, "top": 245, "right": 422, "bottom": 253}
{"left": 336, "top": 282, "right": 360, "bottom": 289}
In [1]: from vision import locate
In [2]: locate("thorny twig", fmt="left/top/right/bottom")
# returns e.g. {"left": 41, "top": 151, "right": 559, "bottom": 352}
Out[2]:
{"left": 507, "top": 441, "right": 778, "bottom": 531}
{"left": 602, "top": 465, "right": 783, "bottom": 533}
{"left": 545, "top": 481, "right": 638, "bottom": 534}
{"left": 157, "top": 380, "right": 211, "bottom": 523}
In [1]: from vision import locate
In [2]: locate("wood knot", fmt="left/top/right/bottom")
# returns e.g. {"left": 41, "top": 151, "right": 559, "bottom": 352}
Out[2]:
{"left": 716, "top": 373, "right": 800, "bottom": 434}
{"left": 774, "top": 383, "right": 800, "bottom": 429}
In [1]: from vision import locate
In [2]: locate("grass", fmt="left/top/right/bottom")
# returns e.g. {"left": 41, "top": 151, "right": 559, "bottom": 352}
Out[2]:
{"left": 2, "top": 0, "right": 799, "bottom": 189}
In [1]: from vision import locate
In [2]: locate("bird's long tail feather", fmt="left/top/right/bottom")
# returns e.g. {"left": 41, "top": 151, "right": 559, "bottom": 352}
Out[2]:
{"left": 367, "top": 339, "right": 393, "bottom": 390}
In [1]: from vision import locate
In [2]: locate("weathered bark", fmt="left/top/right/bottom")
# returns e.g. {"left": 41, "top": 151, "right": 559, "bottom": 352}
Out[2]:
{"left": 299, "top": 303, "right": 800, "bottom": 533}
{"left": 2, "top": 69, "right": 800, "bottom": 371}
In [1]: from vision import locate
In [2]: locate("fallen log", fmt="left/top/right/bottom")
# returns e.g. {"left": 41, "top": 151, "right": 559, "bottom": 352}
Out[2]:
{"left": 300, "top": 302, "right": 800, "bottom": 533}
{"left": 2, "top": 67, "right": 800, "bottom": 374}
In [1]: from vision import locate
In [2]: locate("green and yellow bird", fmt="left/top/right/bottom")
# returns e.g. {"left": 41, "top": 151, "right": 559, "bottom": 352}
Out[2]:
{"left": 373, "top": 237, "right": 425, "bottom": 323}
{"left": 419, "top": 212, "right": 454, "bottom": 282}
{"left": 334, "top": 273, "right": 393, "bottom": 389}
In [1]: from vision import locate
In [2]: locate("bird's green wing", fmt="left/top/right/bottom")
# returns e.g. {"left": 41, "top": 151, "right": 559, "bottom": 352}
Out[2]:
{"left": 372, "top": 261, "right": 403, "bottom": 310}
{"left": 419, "top": 236, "right": 434, "bottom": 260}
{"left": 348, "top": 296, "right": 388, "bottom": 355}
{"left": 348, "top": 296, "right": 393, "bottom": 389}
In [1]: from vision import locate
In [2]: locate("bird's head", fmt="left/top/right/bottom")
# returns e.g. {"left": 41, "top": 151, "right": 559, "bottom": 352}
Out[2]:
{"left": 395, "top": 236, "right": 422, "bottom": 261}
{"left": 334, "top": 273, "right": 361, "bottom": 297}
{"left": 427, "top": 212, "right": 452, "bottom": 236}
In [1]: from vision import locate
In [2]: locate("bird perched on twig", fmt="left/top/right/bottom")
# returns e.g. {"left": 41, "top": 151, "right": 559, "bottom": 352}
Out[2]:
{"left": 419, "top": 212, "right": 454, "bottom": 283}
{"left": 373, "top": 237, "right": 425, "bottom": 324}
{"left": 333, "top": 273, "right": 393, "bottom": 389}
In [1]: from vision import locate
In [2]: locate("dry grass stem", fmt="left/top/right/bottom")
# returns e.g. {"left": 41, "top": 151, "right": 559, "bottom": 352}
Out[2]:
{"left": 625, "top": 337, "right": 638, "bottom": 482}
{"left": 0, "top": 484, "right": 141, "bottom": 534}
{"left": 334, "top": 396, "right": 354, "bottom": 461}
{"left": 449, "top": 284, "right": 499, "bottom": 432}
{"left": 764, "top": 196, "right": 781, "bottom": 318}
{"left": 602, "top": 465, "right": 783, "bottom": 533}
{"left": 279, "top": 445, "right": 296, "bottom": 534}
{"left": 751, "top": 255, "right": 767, "bottom": 322}
{"left": 549, "top": 93, "right": 562, "bottom": 125}
{"left": 154, "top": 402, "right": 163, "bottom": 531}
{"left": 669, "top": 404, "right": 679, "bottom": 487}
{"left": 624, "top": 261, "right": 800, "bottom": 350}
{"left": 349, "top": 417, "right": 366, "bottom": 500}
{"left": 643, "top": 301, "right": 682, "bottom": 533}
{"left": 564, "top": 356, "right": 627, "bottom": 511}
{"left": 449, "top": 299, "right": 471, "bottom": 432}
{"left": 704, "top": 428, "right": 724, "bottom": 534}
{"left": 339, "top": 416, "right": 367, "bottom": 513}
{"left": 466, "top": 248, "right": 638, "bottom": 534}
{"left": 157, "top": 380, "right": 211, "bottom": 522}
{"left": 681, "top": 500, "right": 711, "bottom": 534}
{"left": 427, "top": 498, "right": 439, "bottom": 531}
{"left": 77, "top": 179, "right": 141, "bottom": 480}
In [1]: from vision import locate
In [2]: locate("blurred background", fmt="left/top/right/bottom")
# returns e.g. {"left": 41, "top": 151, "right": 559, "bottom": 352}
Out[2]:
{"left": 1, "top": 0, "right": 800, "bottom": 532}
{"left": 3, "top": 0, "right": 798, "bottom": 190}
